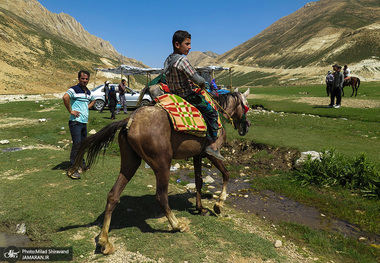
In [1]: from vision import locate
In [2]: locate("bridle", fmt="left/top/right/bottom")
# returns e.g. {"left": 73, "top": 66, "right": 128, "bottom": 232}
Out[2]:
{"left": 209, "top": 91, "right": 249, "bottom": 130}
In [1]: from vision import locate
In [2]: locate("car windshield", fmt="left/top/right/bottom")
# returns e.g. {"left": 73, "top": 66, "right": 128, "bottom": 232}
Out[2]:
{"left": 92, "top": 85, "right": 103, "bottom": 91}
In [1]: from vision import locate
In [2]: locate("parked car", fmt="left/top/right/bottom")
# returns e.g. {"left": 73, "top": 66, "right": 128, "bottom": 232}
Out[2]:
{"left": 91, "top": 84, "right": 152, "bottom": 111}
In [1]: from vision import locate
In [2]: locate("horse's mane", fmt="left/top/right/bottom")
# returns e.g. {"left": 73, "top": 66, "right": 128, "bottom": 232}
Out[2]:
{"left": 214, "top": 92, "right": 240, "bottom": 110}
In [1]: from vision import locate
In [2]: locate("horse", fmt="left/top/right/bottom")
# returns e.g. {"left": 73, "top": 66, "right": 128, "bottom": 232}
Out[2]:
{"left": 342, "top": 77, "right": 360, "bottom": 97}
{"left": 68, "top": 89, "right": 251, "bottom": 254}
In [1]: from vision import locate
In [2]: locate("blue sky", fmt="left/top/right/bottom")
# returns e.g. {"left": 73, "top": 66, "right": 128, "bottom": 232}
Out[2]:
{"left": 37, "top": 0, "right": 312, "bottom": 68}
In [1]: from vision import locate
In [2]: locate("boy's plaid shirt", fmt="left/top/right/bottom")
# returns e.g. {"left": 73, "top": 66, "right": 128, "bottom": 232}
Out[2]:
{"left": 167, "top": 56, "right": 198, "bottom": 97}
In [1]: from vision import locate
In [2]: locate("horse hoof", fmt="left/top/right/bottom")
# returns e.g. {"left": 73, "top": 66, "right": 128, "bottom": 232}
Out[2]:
{"left": 101, "top": 242, "right": 115, "bottom": 255}
{"left": 213, "top": 204, "right": 222, "bottom": 214}
{"left": 179, "top": 222, "right": 190, "bottom": 232}
{"left": 199, "top": 208, "right": 209, "bottom": 216}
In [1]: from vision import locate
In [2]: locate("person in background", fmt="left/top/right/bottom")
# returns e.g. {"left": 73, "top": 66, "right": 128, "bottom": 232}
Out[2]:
{"left": 325, "top": 70, "right": 334, "bottom": 96}
{"left": 99, "top": 80, "right": 110, "bottom": 113}
{"left": 164, "top": 30, "right": 223, "bottom": 160}
{"left": 108, "top": 85, "right": 117, "bottom": 120}
{"left": 63, "top": 70, "right": 95, "bottom": 179}
{"left": 343, "top": 65, "right": 351, "bottom": 79}
{"left": 116, "top": 79, "right": 128, "bottom": 115}
{"left": 343, "top": 65, "right": 351, "bottom": 85}
{"left": 329, "top": 64, "right": 344, "bottom": 108}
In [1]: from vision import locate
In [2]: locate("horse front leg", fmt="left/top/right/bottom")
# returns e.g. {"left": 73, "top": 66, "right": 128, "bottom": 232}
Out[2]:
{"left": 208, "top": 157, "right": 229, "bottom": 215}
{"left": 193, "top": 155, "right": 208, "bottom": 215}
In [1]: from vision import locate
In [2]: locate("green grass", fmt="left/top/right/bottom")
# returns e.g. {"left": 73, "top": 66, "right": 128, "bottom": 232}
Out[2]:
{"left": 0, "top": 99, "right": 283, "bottom": 262}
{"left": 0, "top": 86, "right": 379, "bottom": 262}
{"left": 223, "top": 83, "right": 380, "bottom": 164}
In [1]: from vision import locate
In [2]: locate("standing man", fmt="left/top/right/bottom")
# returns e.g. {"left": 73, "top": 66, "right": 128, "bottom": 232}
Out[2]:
{"left": 99, "top": 80, "right": 110, "bottom": 113}
{"left": 164, "top": 30, "right": 224, "bottom": 160}
{"left": 63, "top": 70, "right": 95, "bottom": 179}
{"left": 116, "top": 79, "right": 128, "bottom": 115}
{"left": 329, "top": 64, "right": 344, "bottom": 108}
{"left": 325, "top": 70, "right": 334, "bottom": 96}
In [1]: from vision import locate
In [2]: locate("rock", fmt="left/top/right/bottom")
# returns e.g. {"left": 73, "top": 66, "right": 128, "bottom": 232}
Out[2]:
{"left": 203, "top": 175, "right": 215, "bottom": 183}
{"left": 58, "top": 131, "right": 66, "bottom": 135}
{"left": 147, "top": 185, "right": 153, "bottom": 188}
{"left": 295, "top": 151, "right": 321, "bottom": 168}
{"left": 0, "top": 140, "right": 10, "bottom": 145}
{"left": 274, "top": 240, "right": 282, "bottom": 248}
{"left": 38, "top": 118, "right": 47, "bottom": 122}
{"left": 16, "top": 223, "right": 26, "bottom": 235}
{"left": 186, "top": 183, "right": 196, "bottom": 189}
{"left": 88, "top": 129, "right": 97, "bottom": 135}
{"left": 173, "top": 163, "right": 180, "bottom": 169}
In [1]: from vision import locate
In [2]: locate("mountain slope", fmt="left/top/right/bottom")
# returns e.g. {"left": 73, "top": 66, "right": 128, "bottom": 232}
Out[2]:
{"left": 217, "top": 0, "right": 380, "bottom": 69}
{"left": 187, "top": 51, "right": 219, "bottom": 67}
{"left": 0, "top": 0, "right": 144, "bottom": 94}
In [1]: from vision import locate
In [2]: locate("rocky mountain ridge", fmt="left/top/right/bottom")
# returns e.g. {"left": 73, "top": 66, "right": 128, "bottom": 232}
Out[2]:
{"left": 0, "top": 0, "right": 131, "bottom": 62}
{"left": 194, "top": 0, "right": 380, "bottom": 85}
{"left": 0, "top": 0, "right": 144, "bottom": 94}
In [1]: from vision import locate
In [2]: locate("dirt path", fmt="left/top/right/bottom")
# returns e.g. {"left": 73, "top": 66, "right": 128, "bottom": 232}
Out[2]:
{"left": 0, "top": 93, "right": 65, "bottom": 104}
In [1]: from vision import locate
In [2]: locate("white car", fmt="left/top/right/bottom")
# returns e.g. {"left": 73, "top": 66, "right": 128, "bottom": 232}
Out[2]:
{"left": 91, "top": 84, "right": 152, "bottom": 111}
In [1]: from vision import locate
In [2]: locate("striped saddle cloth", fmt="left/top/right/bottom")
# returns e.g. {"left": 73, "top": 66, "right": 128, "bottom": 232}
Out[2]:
{"left": 155, "top": 89, "right": 222, "bottom": 137}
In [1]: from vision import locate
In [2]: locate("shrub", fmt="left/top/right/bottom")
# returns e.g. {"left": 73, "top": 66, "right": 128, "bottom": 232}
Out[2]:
{"left": 293, "top": 149, "right": 380, "bottom": 199}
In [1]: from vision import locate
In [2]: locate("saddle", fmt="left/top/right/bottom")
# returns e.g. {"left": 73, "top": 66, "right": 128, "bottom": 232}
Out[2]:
{"left": 155, "top": 89, "right": 222, "bottom": 137}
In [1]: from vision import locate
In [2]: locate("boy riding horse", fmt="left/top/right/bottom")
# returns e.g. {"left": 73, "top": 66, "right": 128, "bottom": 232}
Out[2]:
{"left": 164, "top": 30, "right": 224, "bottom": 160}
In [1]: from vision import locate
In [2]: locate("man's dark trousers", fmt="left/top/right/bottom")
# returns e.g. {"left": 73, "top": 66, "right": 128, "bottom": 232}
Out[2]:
{"left": 69, "top": 120, "right": 87, "bottom": 166}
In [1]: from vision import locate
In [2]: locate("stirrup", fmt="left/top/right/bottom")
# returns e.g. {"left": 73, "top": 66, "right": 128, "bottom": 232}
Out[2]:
{"left": 205, "top": 146, "right": 225, "bottom": 161}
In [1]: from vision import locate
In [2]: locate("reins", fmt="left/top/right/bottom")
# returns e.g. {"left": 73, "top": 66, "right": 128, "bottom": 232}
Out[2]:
{"left": 204, "top": 89, "right": 237, "bottom": 130}
{"left": 201, "top": 88, "right": 236, "bottom": 129}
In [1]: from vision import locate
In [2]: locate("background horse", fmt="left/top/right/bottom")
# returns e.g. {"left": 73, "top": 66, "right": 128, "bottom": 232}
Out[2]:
{"left": 343, "top": 77, "right": 360, "bottom": 97}
{"left": 69, "top": 89, "right": 251, "bottom": 254}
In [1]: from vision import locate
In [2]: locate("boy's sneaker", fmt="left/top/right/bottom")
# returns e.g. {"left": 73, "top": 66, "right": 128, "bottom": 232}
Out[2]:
{"left": 333, "top": 104, "right": 341, "bottom": 108}
{"left": 205, "top": 146, "right": 225, "bottom": 161}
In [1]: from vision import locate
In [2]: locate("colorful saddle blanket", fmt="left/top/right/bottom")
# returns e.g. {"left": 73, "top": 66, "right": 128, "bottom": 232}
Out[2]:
{"left": 155, "top": 89, "right": 222, "bottom": 137}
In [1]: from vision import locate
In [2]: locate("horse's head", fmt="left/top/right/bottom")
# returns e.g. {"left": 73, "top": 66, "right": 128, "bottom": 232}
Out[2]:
{"left": 217, "top": 89, "right": 251, "bottom": 136}
{"left": 235, "top": 89, "right": 251, "bottom": 136}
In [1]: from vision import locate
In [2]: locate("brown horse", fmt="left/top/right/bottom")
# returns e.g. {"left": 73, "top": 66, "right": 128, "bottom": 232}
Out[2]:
{"left": 343, "top": 77, "right": 360, "bottom": 97}
{"left": 69, "top": 89, "right": 251, "bottom": 254}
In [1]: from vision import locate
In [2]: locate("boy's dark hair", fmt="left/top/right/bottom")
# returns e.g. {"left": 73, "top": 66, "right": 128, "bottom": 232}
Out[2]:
{"left": 78, "top": 70, "right": 90, "bottom": 79}
{"left": 172, "top": 30, "right": 191, "bottom": 50}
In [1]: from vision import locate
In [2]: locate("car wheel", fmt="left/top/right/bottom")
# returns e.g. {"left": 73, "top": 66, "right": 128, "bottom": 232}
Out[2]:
{"left": 93, "top": 99, "right": 105, "bottom": 111}
{"left": 141, "top": 99, "right": 150, "bottom": 106}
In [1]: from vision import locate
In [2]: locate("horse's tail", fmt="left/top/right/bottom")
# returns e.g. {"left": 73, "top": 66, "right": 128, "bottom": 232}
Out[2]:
{"left": 357, "top": 78, "right": 361, "bottom": 88}
{"left": 69, "top": 118, "right": 128, "bottom": 174}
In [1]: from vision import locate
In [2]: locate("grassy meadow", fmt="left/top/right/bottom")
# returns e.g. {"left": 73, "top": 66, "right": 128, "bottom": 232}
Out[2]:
{"left": 0, "top": 82, "right": 379, "bottom": 262}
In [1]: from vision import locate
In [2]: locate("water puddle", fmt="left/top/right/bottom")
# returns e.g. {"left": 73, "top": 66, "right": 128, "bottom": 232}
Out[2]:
{"left": 1, "top": 147, "right": 23, "bottom": 153}
{"left": 0, "top": 232, "right": 31, "bottom": 247}
{"left": 174, "top": 168, "right": 380, "bottom": 246}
